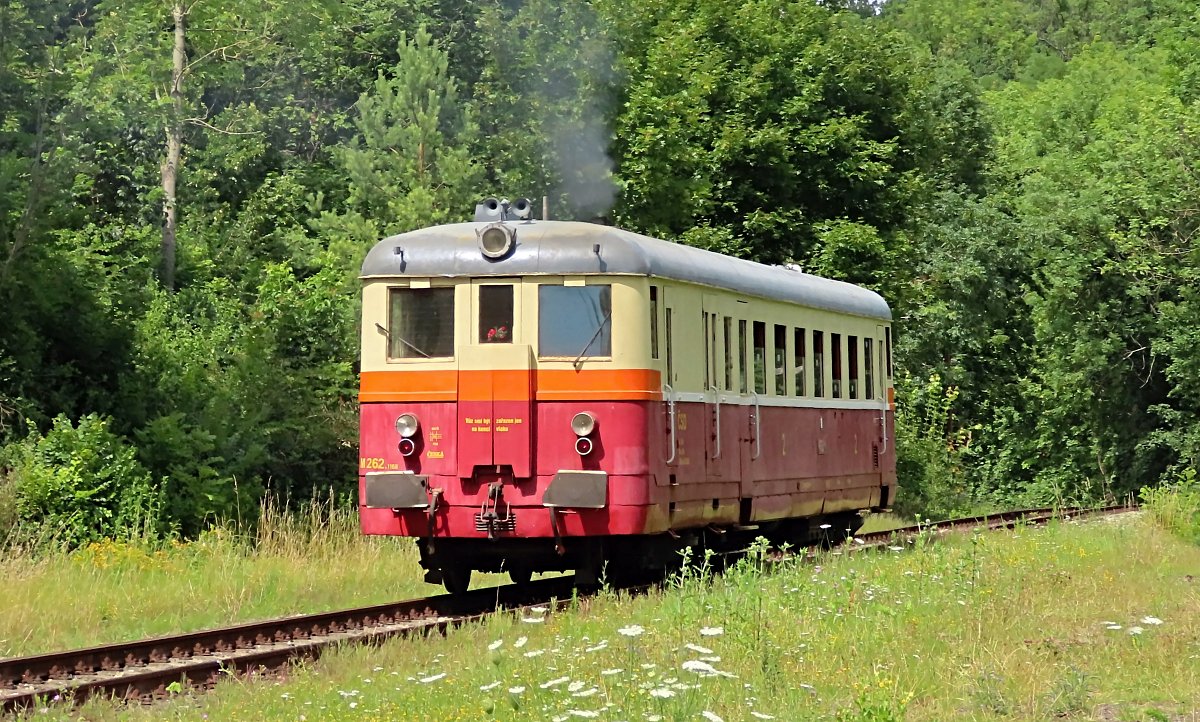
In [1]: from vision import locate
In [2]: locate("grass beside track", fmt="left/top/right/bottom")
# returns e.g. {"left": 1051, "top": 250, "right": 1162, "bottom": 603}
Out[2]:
{"left": 29, "top": 512, "right": 1200, "bottom": 722}
{"left": 0, "top": 502, "right": 514, "bottom": 659}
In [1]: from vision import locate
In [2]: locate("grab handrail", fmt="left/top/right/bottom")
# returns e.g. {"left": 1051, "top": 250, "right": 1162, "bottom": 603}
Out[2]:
{"left": 662, "top": 383, "right": 677, "bottom": 465}
{"left": 709, "top": 385, "right": 722, "bottom": 460}
{"left": 750, "top": 391, "right": 761, "bottom": 460}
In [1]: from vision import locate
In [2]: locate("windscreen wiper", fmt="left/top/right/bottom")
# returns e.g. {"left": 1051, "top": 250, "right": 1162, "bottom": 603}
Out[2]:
{"left": 572, "top": 311, "right": 613, "bottom": 369}
{"left": 375, "top": 322, "right": 432, "bottom": 358}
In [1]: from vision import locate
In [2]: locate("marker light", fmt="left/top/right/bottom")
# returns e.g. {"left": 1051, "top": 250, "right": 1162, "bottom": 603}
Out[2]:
{"left": 571, "top": 411, "right": 596, "bottom": 437}
{"left": 398, "top": 438, "right": 417, "bottom": 457}
{"left": 574, "top": 436, "right": 594, "bottom": 456}
{"left": 478, "top": 222, "right": 515, "bottom": 258}
{"left": 395, "top": 413, "right": 419, "bottom": 438}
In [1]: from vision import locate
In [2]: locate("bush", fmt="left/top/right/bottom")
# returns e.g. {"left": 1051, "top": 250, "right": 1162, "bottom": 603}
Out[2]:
{"left": 1141, "top": 469, "right": 1200, "bottom": 545}
{"left": 893, "top": 373, "right": 978, "bottom": 520}
{"left": 1, "top": 414, "right": 163, "bottom": 547}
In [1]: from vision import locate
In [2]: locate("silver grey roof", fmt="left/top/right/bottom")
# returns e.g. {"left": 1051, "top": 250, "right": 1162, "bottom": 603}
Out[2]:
{"left": 361, "top": 220, "right": 891, "bottom": 321}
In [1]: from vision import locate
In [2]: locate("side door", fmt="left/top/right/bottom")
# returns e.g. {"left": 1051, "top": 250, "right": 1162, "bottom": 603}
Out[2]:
{"left": 701, "top": 295, "right": 725, "bottom": 479}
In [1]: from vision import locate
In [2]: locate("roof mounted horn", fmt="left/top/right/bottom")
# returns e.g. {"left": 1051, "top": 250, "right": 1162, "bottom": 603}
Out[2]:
{"left": 473, "top": 196, "right": 535, "bottom": 223}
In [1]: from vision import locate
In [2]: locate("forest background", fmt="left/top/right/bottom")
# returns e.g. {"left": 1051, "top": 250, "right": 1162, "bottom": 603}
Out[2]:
{"left": 2, "top": 0, "right": 1198, "bottom": 545}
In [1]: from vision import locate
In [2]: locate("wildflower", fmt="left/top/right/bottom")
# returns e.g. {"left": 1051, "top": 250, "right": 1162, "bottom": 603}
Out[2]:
{"left": 819, "top": 524, "right": 832, "bottom": 530}
{"left": 1128, "top": 626, "right": 1144, "bottom": 635}
{"left": 648, "top": 716, "right": 664, "bottom": 722}
{"left": 1106, "top": 624, "right": 1122, "bottom": 631}
{"left": 488, "top": 640, "right": 504, "bottom": 650}
{"left": 530, "top": 605, "right": 549, "bottom": 613}
{"left": 685, "top": 643, "right": 713, "bottom": 654}
{"left": 700, "top": 656, "right": 721, "bottom": 663}
{"left": 888, "top": 546, "right": 903, "bottom": 552}
{"left": 699, "top": 626, "right": 724, "bottom": 636}
{"left": 514, "top": 635, "right": 528, "bottom": 648}
{"left": 682, "top": 660, "right": 735, "bottom": 678}
{"left": 650, "top": 688, "right": 675, "bottom": 698}
{"left": 702, "top": 712, "right": 725, "bottom": 722}
{"left": 569, "top": 681, "right": 586, "bottom": 693}
{"left": 1141, "top": 616, "right": 1164, "bottom": 625}
{"left": 372, "top": 666, "right": 383, "bottom": 672}
{"left": 348, "top": 702, "right": 358, "bottom": 709}
{"left": 524, "top": 649, "right": 545, "bottom": 657}
{"left": 569, "top": 712, "right": 600, "bottom": 719}
{"left": 419, "top": 673, "right": 446, "bottom": 684}
{"left": 523, "top": 616, "right": 546, "bottom": 623}
{"left": 574, "top": 688, "right": 599, "bottom": 698}
{"left": 480, "top": 681, "right": 501, "bottom": 691}
{"left": 601, "top": 669, "right": 624, "bottom": 676}
{"left": 541, "top": 677, "right": 570, "bottom": 689}
{"left": 852, "top": 537, "right": 865, "bottom": 545}
{"left": 751, "top": 713, "right": 776, "bottom": 720}
{"left": 509, "top": 686, "right": 526, "bottom": 694}
{"left": 619, "top": 625, "right": 645, "bottom": 637}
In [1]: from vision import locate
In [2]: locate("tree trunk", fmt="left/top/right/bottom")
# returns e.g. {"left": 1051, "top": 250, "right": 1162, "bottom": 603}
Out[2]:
{"left": 161, "top": 1, "right": 186, "bottom": 291}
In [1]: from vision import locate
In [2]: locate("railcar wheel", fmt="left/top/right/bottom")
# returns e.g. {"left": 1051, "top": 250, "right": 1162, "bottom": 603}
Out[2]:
{"left": 508, "top": 567, "right": 533, "bottom": 585}
{"left": 441, "top": 566, "right": 472, "bottom": 594}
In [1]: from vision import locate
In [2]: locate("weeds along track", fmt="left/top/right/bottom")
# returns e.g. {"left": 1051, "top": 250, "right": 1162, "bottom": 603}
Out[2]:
{"left": 0, "top": 505, "right": 1136, "bottom": 715}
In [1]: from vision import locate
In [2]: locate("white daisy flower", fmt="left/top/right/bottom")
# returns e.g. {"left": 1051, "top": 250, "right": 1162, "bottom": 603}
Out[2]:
{"left": 619, "top": 624, "right": 645, "bottom": 637}
{"left": 649, "top": 688, "right": 675, "bottom": 698}
{"left": 488, "top": 640, "right": 503, "bottom": 650}
{"left": 699, "top": 626, "right": 724, "bottom": 636}
{"left": 1141, "top": 616, "right": 1163, "bottom": 625}
{"left": 509, "top": 686, "right": 526, "bottom": 694}
{"left": 514, "top": 636, "right": 529, "bottom": 648}
{"left": 1128, "top": 626, "right": 1144, "bottom": 635}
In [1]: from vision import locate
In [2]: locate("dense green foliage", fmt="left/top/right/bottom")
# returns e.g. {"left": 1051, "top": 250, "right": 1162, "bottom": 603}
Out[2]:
{"left": 2, "top": 0, "right": 1198, "bottom": 540}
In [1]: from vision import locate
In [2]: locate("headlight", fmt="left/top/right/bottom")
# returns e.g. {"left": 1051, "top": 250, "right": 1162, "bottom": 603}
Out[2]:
{"left": 395, "top": 413, "right": 419, "bottom": 438}
{"left": 478, "top": 222, "right": 515, "bottom": 258}
{"left": 571, "top": 411, "right": 596, "bottom": 437}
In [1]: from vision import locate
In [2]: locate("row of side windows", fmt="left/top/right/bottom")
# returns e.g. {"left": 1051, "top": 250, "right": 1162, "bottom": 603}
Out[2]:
{"left": 650, "top": 285, "right": 892, "bottom": 399}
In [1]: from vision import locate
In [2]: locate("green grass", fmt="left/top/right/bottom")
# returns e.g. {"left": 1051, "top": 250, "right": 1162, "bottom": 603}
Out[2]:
{"left": 26, "top": 512, "right": 1199, "bottom": 722}
{"left": 0, "top": 500, "right": 513, "bottom": 658}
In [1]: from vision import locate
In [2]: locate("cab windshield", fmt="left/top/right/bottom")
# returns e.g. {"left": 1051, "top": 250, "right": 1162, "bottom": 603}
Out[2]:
{"left": 538, "top": 285, "right": 612, "bottom": 358}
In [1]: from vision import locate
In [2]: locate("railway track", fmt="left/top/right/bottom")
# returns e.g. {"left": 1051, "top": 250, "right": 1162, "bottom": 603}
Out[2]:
{"left": 0, "top": 504, "right": 1136, "bottom": 715}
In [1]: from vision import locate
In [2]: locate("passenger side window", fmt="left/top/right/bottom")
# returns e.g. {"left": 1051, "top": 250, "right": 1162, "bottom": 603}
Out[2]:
{"left": 831, "top": 332, "right": 842, "bottom": 399}
{"left": 752, "top": 321, "right": 766, "bottom": 394}
{"left": 738, "top": 320, "right": 749, "bottom": 394}
{"left": 848, "top": 334, "right": 859, "bottom": 399}
{"left": 650, "top": 286, "right": 659, "bottom": 360}
{"left": 864, "top": 337, "right": 874, "bottom": 400}
{"left": 794, "top": 327, "right": 806, "bottom": 396}
{"left": 813, "top": 330, "right": 825, "bottom": 398}
{"left": 774, "top": 324, "right": 787, "bottom": 396}
{"left": 723, "top": 317, "right": 733, "bottom": 390}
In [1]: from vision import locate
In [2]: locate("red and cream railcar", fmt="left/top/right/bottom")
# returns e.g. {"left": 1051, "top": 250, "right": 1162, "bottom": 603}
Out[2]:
{"left": 358, "top": 203, "right": 896, "bottom": 592}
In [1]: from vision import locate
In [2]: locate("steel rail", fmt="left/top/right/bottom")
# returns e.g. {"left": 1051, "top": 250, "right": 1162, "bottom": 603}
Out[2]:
{"left": 0, "top": 576, "right": 578, "bottom": 714}
{"left": 0, "top": 504, "right": 1137, "bottom": 715}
